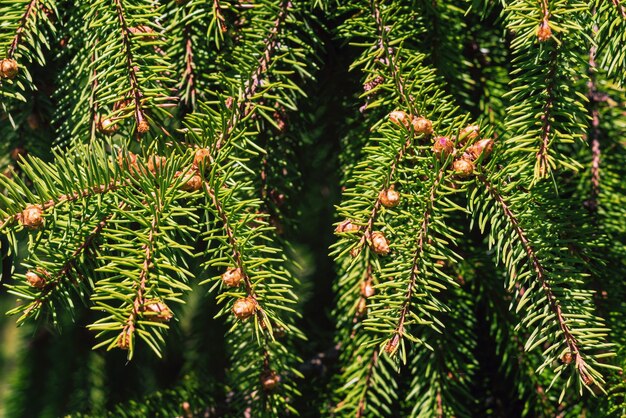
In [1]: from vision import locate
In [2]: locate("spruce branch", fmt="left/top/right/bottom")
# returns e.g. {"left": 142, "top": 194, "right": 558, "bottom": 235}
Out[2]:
{"left": 113, "top": 0, "right": 151, "bottom": 135}
{"left": 474, "top": 172, "right": 616, "bottom": 393}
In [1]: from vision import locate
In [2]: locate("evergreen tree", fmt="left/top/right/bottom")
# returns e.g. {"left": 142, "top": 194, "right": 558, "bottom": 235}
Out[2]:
{"left": 0, "top": 0, "right": 625, "bottom": 417}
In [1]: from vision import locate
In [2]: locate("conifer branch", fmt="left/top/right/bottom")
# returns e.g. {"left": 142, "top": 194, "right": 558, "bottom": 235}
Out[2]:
{"left": 536, "top": 47, "right": 558, "bottom": 179}
{"left": 113, "top": 0, "right": 148, "bottom": 132}
{"left": 216, "top": 0, "right": 292, "bottom": 151}
{"left": 355, "top": 351, "right": 378, "bottom": 418}
{"left": 6, "top": 0, "right": 38, "bottom": 59}
{"left": 479, "top": 175, "right": 594, "bottom": 383}
{"left": 120, "top": 209, "right": 158, "bottom": 349}
{"left": 387, "top": 168, "right": 445, "bottom": 353}
{"left": 17, "top": 208, "right": 118, "bottom": 320}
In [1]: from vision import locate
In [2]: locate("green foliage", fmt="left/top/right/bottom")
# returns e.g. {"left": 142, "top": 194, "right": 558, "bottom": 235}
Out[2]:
{"left": 0, "top": 0, "right": 625, "bottom": 417}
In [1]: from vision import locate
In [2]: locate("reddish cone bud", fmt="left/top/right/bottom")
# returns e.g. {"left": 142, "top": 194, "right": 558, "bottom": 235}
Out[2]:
{"left": 142, "top": 300, "right": 173, "bottom": 322}
{"left": 193, "top": 148, "right": 211, "bottom": 168}
{"left": 537, "top": 19, "right": 552, "bottom": 42}
{"left": 371, "top": 231, "right": 390, "bottom": 255}
{"left": 260, "top": 370, "right": 280, "bottom": 391}
{"left": 20, "top": 204, "right": 44, "bottom": 229}
{"left": 379, "top": 186, "right": 400, "bottom": 208}
{"left": 411, "top": 116, "right": 433, "bottom": 135}
{"left": 222, "top": 267, "right": 243, "bottom": 287}
{"left": 467, "top": 138, "right": 494, "bottom": 161}
{"left": 25, "top": 270, "right": 47, "bottom": 289}
{"left": 459, "top": 125, "right": 480, "bottom": 144}
{"left": 147, "top": 155, "right": 166, "bottom": 174}
{"left": 388, "top": 110, "right": 410, "bottom": 128}
{"left": 432, "top": 136, "right": 455, "bottom": 158}
{"left": 453, "top": 159, "right": 475, "bottom": 178}
{"left": 335, "top": 219, "right": 360, "bottom": 234}
{"left": 233, "top": 297, "right": 257, "bottom": 320}
{"left": 0, "top": 58, "right": 18, "bottom": 79}
{"left": 360, "top": 281, "right": 375, "bottom": 298}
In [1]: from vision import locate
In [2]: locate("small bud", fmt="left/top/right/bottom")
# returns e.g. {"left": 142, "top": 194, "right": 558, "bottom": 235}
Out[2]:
{"left": 467, "top": 138, "right": 494, "bottom": 161}
{"left": 137, "top": 119, "right": 150, "bottom": 134}
{"left": 19, "top": 204, "right": 44, "bottom": 229}
{"left": 411, "top": 116, "right": 433, "bottom": 135}
{"left": 452, "top": 159, "right": 475, "bottom": 178}
{"left": 561, "top": 352, "right": 573, "bottom": 365}
{"left": 10, "top": 146, "right": 27, "bottom": 161}
{"left": 459, "top": 125, "right": 480, "bottom": 144}
{"left": 222, "top": 267, "right": 243, "bottom": 287}
{"left": 97, "top": 116, "right": 118, "bottom": 135}
{"left": 178, "top": 171, "right": 203, "bottom": 191}
{"left": 360, "top": 281, "right": 375, "bottom": 298}
{"left": 260, "top": 370, "right": 280, "bottom": 392}
{"left": 582, "top": 372, "right": 594, "bottom": 386}
{"left": 193, "top": 148, "right": 211, "bottom": 168}
{"left": 25, "top": 270, "right": 47, "bottom": 289}
{"left": 384, "top": 334, "right": 400, "bottom": 355}
{"left": 363, "top": 75, "right": 384, "bottom": 92}
{"left": 232, "top": 297, "right": 257, "bottom": 320}
{"left": 355, "top": 297, "right": 367, "bottom": 317}
{"left": 147, "top": 155, "right": 166, "bottom": 174}
{"left": 117, "top": 151, "right": 141, "bottom": 176}
{"left": 350, "top": 247, "right": 360, "bottom": 258}
{"left": 379, "top": 186, "right": 400, "bottom": 208}
{"left": 335, "top": 219, "right": 360, "bottom": 234}
{"left": 0, "top": 58, "right": 19, "bottom": 79}
{"left": 388, "top": 110, "right": 410, "bottom": 128}
{"left": 432, "top": 136, "right": 455, "bottom": 158}
{"left": 537, "top": 19, "right": 552, "bottom": 42}
{"left": 116, "top": 328, "right": 132, "bottom": 350}
{"left": 370, "top": 231, "right": 390, "bottom": 256}
{"left": 142, "top": 300, "right": 173, "bottom": 322}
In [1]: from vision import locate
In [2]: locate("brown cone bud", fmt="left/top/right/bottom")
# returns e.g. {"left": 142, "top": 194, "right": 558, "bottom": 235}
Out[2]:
{"left": 117, "top": 151, "right": 141, "bottom": 175}
{"left": 222, "top": 267, "right": 243, "bottom": 287}
{"left": 233, "top": 297, "right": 257, "bottom": 320}
{"left": 0, "top": 58, "right": 19, "bottom": 79}
{"left": 467, "top": 138, "right": 494, "bottom": 161}
{"left": 178, "top": 171, "right": 203, "bottom": 191}
{"left": 25, "top": 270, "right": 47, "bottom": 289}
{"left": 137, "top": 119, "right": 150, "bottom": 134}
{"left": 20, "top": 204, "right": 44, "bottom": 229}
{"left": 561, "top": 352, "right": 573, "bottom": 365}
{"left": 453, "top": 159, "right": 475, "bottom": 178}
{"left": 371, "top": 231, "right": 390, "bottom": 256}
{"left": 388, "top": 110, "right": 410, "bottom": 128}
{"left": 360, "top": 281, "right": 375, "bottom": 298}
{"left": 335, "top": 219, "right": 360, "bottom": 234}
{"left": 97, "top": 116, "right": 118, "bottom": 135}
{"left": 356, "top": 297, "right": 367, "bottom": 317}
{"left": 116, "top": 328, "right": 131, "bottom": 350}
{"left": 147, "top": 155, "right": 166, "bottom": 174}
{"left": 537, "top": 19, "right": 552, "bottom": 42}
{"left": 432, "top": 136, "right": 455, "bottom": 158}
{"left": 10, "top": 146, "right": 27, "bottom": 161}
{"left": 411, "top": 116, "right": 433, "bottom": 135}
{"left": 379, "top": 186, "right": 400, "bottom": 208}
{"left": 193, "top": 148, "right": 211, "bottom": 168}
{"left": 384, "top": 334, "right": 400, "bottom": 355}
{"left": 260, "top": 370, "right": 280, "bottom": 391}
{"left": 141, "top": 300, "right": 173, "bottom": 322}
{"left": 459, "top": 125, "right": 480, "bottom": 144}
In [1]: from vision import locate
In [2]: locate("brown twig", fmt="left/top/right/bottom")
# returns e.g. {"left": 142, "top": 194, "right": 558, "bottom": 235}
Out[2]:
{"left": 7, "top": 0, "right": 38, "bottom": 58}
{"left": 113, "top": 0, "right": 147, "bottom": 133}
{"left": 479, "top": 175, "right": 592, "bottom": 381}
{"left": 388, "top": 169, "right": 445, "bottom": 351}
{"left": 215, "top": 0, "right": 292, "bottom": 151}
